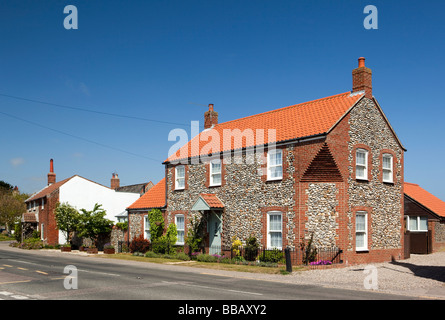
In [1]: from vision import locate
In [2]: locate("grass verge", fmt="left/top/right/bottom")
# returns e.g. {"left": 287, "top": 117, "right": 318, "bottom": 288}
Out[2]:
{"left": 97, "top": 253, "right": 304, "bottom": 274}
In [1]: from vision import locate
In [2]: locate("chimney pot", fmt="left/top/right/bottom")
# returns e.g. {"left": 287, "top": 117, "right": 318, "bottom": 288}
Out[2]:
{"left": 204, "top": 104, "right": 218, "bottom": 129}
{"left": 111, "top": 172, "right": 120, "bottom": 189}
{"left": 47, "top": 159, "right": 56, "bottom": 185}
{"left": 352, "top": 57, "right": 372, "bottom": 99}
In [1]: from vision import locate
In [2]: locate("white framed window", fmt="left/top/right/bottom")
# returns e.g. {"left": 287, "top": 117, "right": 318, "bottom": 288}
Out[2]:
{"left": 175, "top": 214, "right": 185, "bottom": 245}
{"left": 407, "top": 216, "right": 428, "bottom": 232}
{"left": 175, "top": 165, "right": 185, "bottom": 190}
{"left": 210, "top": 159, "right": 222, "bottom": 186}
{"left": 356, "top": 149, "right": 368, "bottom": 180}
{"left": 382, "top": 153, "right": 393, "bottom": 183}
{"left": 41, "top": 199, "right": 44, "bottom": 210}
{"left": 144, "top": 215, "right": 151, "bottom": 240}
{"left": 355, "top": 211, "right": 368, "bottom": 251}
{"left": 41, "top": 223, "right": 45, "bottom": 241}
{"left": 267, "top": 211, "right": 282, "bottom": 249}
{"left": 267, "top": 149, "right": 283, "bottom": 181}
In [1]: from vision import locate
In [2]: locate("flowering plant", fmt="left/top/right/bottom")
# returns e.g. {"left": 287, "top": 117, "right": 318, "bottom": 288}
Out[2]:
{"left": 309, "top": 260, "right": 332, "bottom": 265}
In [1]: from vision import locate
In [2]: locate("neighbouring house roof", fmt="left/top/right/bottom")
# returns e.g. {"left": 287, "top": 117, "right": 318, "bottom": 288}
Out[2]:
{"left": 115, "top": 181, "right": 153, "bottom": 194}
{"left": 191, "top": 193, "right": 224, "bottom": 211}
{"left": 127, "top": 178, "right": 166, "bottom": 210}
{"left": 404, "top": 182, "right": 445, "bottom": 218}
{"left": 25, "top": 176, "right": 74, "bottom": 202}
{"left": 26, "top": 175, "right": 146, "bottom": 203}
{"left": 164, "top": 91, "right": 367, "bottom": 163}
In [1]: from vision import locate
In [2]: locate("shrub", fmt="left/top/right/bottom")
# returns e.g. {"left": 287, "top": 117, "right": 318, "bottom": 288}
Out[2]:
{"left": 104, "top": 243, "right": 114, "bottom": 249}
{"left": 231, "top": 237, "right": 242, "bottom": 257}
{"left": 196, "top": 254, "right": 218, "bottom": 263}
{"left": 244, "top": 236, "right": 259, "bottom": 261}
{"left": 259, "top": 248, "right": 284, "bottom": 263}
{"left": 144, "top": 251, "right": 159, "bottom": 258}
{"left": 300, "top": 233, "right": 318, "bottom": 265}
{"left": 175, "top": 252, "right": 191, "bottom": 261}
{"left": 129, "top": 235, "right": 150, "bottom": 253}
{"left": 151, "top": 224, "right": 177, "bottom": 255}
{"left": 115, "top": 222, "right": 128, "bottom": 231}
{"left": 185, "top": 216, "right": 205, "bottom": 253}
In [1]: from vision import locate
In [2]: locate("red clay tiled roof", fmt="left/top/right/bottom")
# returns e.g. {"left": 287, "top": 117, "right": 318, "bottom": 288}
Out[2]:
{"left": 26, "top": 176, "right": 74, "bottom": 202}
{"left": 199, "top": 193, "right": 224, "bottom": 208}
{"left": 165, "top": 91, "right": 365, "bottom": 163}
{"left": 127, "top": 178, "right": 166, "bottom": 210}
{"left": 404, "top": 182, "right": 445, "bottom": 218}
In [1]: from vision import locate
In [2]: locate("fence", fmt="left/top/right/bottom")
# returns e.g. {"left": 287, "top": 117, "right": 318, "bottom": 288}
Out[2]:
{"left": 117, "top": 240, "right": 343, "bottom": 267}
{"left": 198, "top": 245, "right": 343, "bottom": 266}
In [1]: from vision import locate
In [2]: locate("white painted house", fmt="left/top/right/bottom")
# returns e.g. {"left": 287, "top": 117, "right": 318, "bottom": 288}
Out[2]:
{"left": 23, "top": 159, "right": 146, "bottom": 245}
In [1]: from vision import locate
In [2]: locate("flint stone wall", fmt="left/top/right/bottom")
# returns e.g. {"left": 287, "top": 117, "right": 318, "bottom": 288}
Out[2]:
{"left": 348, "top": 98, "right": 404, "bottom": 251}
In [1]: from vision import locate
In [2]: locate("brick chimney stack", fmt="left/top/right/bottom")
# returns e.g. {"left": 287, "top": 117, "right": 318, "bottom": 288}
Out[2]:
{"left": 48, "top": 159, "right": 56, "bottom": 186}
{"left": 204, "top": 104, "right": 218, "bottom": 129}
{"left": 111, "top": 173, "right": 120, "bottom": 190}
{"left": 352, "top": 57, "right": 372, "bottom": 99}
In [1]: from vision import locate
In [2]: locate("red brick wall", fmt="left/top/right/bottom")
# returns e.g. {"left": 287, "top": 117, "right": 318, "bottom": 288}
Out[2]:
{"left": 39, "top": 190, "right": 60, "bottom": 245}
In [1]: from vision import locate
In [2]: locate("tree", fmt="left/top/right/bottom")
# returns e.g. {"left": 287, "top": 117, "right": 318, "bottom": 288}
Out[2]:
{"left": 147, "top": 208, "right": 164, "bottom": 241}
{"left": 77, "top": 203, "right": 112, "bottom": 247}
{"left": 0, "top": 184, "right": 27, "bottom": 233}
{"left": 0, "top": 181, "right": 14, "bottom": 191}
{"left": 165, "top": 223, "right": 177, "bottom": 247}
{"left": 54, "top": 202, "right": 80, "bottom": 244}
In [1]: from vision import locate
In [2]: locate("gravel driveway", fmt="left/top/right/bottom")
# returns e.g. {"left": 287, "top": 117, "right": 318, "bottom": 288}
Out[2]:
{"left": 265, "top": 251, "right": 445, "bottom": 299}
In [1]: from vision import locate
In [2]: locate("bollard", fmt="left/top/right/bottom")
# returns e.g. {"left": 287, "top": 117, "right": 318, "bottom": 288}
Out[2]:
{"left": 284, "top": 248, "right": 292, "bottom": 273}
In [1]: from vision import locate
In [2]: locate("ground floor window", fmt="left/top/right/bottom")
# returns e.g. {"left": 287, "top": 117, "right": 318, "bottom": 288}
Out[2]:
{"left": 355, "top": 211, "right": 368, "bottom": 251}
{"left": 175, "top": 214, "right": 185, "bottom": 245}
{"left": 267, "top": 211, "right": 282, "bottom": 249}
{"left": 407, "top": 216, "right": 428, "bottom": 232}
{"left": 144, "top": 215, "right": 150, "bottom": 240}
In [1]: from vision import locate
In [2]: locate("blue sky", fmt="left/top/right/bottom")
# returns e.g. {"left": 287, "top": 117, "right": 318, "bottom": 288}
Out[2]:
{"left": 1, "top": 0, "right": 445, "bottom": 201}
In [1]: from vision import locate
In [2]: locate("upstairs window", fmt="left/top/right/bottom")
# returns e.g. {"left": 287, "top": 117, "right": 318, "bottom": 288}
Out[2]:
{"left": 175, "top": 165, "right": 185, "bottom": 190}
{"left": 356, "top": 149, "right": 368, "bottom": 180}
{"left": 267, "top": 149, "right": 283, "bottom": 181}
{"left": 210, "top": 160, "right": 222, "bottom": 186}
{"left": 382, "top": 153, "right": 393, "bottom": 183}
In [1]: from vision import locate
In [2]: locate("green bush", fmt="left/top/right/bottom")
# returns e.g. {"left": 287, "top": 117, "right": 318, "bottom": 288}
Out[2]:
{"left": 243, "top": 236, "right": 259, "bottom": 261}
{"left": 259, "top": 248, "right": 284, "bottom": 263}
{"left": 196, "top": 254, "right": 218, "bottom": 263}
{"left": 144, "top": 251, "right": 159, "bottom": 258}
{"left": 152, "top": 236, "right": 176, "bottom": 255}
{"left": 174, "top": 252, "right": 191, "bottom": 261}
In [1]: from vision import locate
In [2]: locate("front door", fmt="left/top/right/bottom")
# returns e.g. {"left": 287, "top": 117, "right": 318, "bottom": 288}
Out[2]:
{"left": 208, "top": 211, "right": 222, "bottom": 254}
